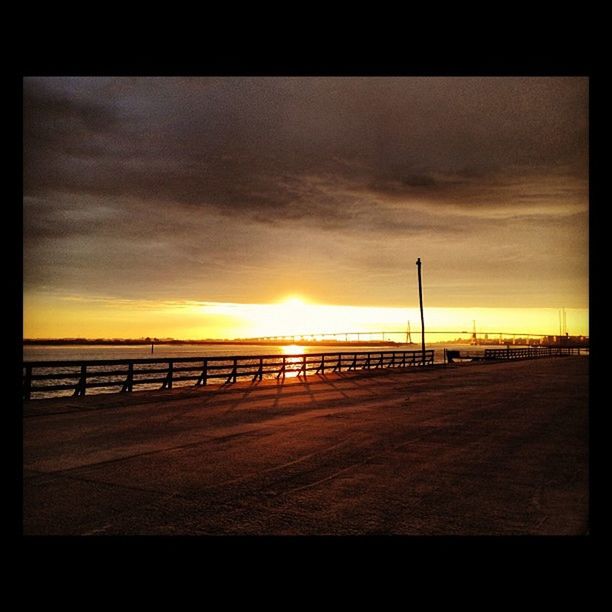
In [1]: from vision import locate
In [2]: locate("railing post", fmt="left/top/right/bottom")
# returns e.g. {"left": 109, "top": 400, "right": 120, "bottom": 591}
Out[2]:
{"left": 162, "top": 361, "right": 173, "bottom": 390}
{"left": 122, "top": 362, "right": 134, "bottom": 392}
{"left": 198, "top": 359, "right": 208, "bottom": 385}
{"left": 24, "top": 365, "right": 32, "bottom": 401}
{"left": 226, "top": 359, "right": 238, "bottom": 384}
{"left": 277, "top": 356, "right": 286, "bottom": 379}
{"left": 74, "top": 364, "right": 87, "bottom": 396}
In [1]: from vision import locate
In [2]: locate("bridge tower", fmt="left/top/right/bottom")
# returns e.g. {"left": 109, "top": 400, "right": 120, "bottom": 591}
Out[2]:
{"left": 406, "top": 320, "right": 413, "bottom": 344}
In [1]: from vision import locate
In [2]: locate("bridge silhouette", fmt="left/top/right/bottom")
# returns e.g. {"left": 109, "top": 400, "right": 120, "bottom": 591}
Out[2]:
{"left": 241, "top": 330, "right": 563, "bottom": 343}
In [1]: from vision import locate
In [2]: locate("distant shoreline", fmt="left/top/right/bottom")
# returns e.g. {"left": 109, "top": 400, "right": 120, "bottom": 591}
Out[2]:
{"left": 23, "top": 339, "right": 407, "bottom": 347}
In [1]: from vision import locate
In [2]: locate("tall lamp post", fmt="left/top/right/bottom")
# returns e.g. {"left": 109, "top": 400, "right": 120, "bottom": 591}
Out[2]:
{"left": 416, "top": 258, "right": 426, "bottom": 364}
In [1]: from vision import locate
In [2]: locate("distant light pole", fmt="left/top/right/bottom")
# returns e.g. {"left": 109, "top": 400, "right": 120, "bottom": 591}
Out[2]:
{"left": 416, "top": 257, "right": 426, "bottom": 364}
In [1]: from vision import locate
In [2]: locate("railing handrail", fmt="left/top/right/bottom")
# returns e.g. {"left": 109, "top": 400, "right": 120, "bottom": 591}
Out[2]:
{"left": 22, "top": 349, "right": 432, "bottom": 369}
{"left": 483, "top": 346, "right": 579, "bottom": 359}
{"left": 23, "top": 348, "right": 436, "bottom": 400}
{"left": 23, "top": 344, "right": 582, "bottom": 400}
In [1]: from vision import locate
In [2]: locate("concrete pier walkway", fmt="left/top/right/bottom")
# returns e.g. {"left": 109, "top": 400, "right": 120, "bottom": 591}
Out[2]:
{"left": 23, "top": 357, "right": 589, "bottom": 535}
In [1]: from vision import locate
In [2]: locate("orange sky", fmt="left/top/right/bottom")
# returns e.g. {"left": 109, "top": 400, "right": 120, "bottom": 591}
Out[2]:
{"left": 23, "top": 77, "right": 588, "bottom": 339}
{"left": 23, "top": 292, "right": 589, "bottom": 340}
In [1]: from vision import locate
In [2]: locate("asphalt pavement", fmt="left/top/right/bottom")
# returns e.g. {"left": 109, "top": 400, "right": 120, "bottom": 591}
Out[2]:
{"left": 23, "top": 357, "right": 589, "bottom": 535}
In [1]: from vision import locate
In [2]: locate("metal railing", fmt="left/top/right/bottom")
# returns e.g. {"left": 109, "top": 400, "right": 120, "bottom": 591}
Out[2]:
{"left": 483, "top": 346, "right": 581, "bottom": 360}
{"left": 22, "top": 349, "right": 435, "bottom": 400}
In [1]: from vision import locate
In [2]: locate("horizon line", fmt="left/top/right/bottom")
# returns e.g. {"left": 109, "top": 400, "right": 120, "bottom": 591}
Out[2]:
{"left": 23, "top": 330, "right": 588, "bottom": 343}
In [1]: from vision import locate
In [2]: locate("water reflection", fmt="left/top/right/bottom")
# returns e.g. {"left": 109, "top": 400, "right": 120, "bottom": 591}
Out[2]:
{"left": 281, "top": 344, "right": 306, "bottom": 355}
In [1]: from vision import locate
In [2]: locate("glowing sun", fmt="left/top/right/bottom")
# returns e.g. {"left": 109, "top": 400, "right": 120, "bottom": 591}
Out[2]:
{"left": 282, "top": 295, "right": 306, "bottom": 307}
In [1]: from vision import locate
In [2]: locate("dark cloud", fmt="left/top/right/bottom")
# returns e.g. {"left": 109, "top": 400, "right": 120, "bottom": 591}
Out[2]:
{"left": 24, "top": 77, "right": 588, "bottom": 210}
{"left": 23, "top": 77, "right": 589, "bottom": 307}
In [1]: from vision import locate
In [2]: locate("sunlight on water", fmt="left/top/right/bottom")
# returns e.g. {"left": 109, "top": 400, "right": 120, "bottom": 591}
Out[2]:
{"left": 281, "top": 344, "right": 306, "bottom": 355}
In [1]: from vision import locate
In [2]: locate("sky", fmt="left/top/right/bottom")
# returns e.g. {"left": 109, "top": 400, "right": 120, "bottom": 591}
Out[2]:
{"left": 23, "top": 77, "right": 589, "bottom": 339}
